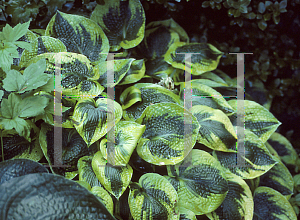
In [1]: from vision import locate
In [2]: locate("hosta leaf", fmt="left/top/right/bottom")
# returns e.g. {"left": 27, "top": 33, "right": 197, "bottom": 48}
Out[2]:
{"left": 91, "top": 186, "right": 114, "bottom": 214}
{"left": 0, "top": 158, "right": 48, "bottom": 185}
{"left": 128, "top": 173, "right": 179, "bottom": 220}
{"left": 213, "top": 129, "right": 277, "bottom": 179}
{"left": 253, "top": 187, "right": 297, "bottom": 220}
{"left": 165, "top": 149, "right": 228, "bottom": 215}
{"left": 191, "top": 105, "right": 237, "bottom": 152}
{"left": 0, "top": 132, "right": 43, "bottom": 161}
{"left": 118, "top": 59, "right": 145, "bottom": 85}
{"left": 99, "top": 121, "right": 146, "bottom": 165}
{"left": 145, "top": 58, "right": 181, "bottom": 80}
{"left": 23, "top": 52, "right": 104, "bottom": 99}
{"left": 135, "top": 20, "right": 181, "bottom": 59}
{"left": 45, "top": 10, "right": 109, "bottom": 63}
{"left": 206, "top": 173, "right": 253, "bottom": 220}
{"left": 135, "top": 103, "right": 200, "bottom": 165}
{"left": 120, "top": 83, "right": 182, "bottom": 121}
{"left": 39, "top": 123, "right": 90, "bottom": 172}
{"left": 96, "top": 58, "right": 135, "bottom": 87}
{"left": 164, "top": 42, "right": 223, "bottom": 75}
{"left": 258, "top": 157, "right": 294, "bottom": 199}
{"left": 71, "top": 97, "right": 122, "bottom": 146}
{"left": 19, "top": 36, "right": 67, "bottom": 67}
{"left": 92, "top": 150, "right": 133, "bottom": 200}
{"left": 227, "top": 100, "right": 281, "bottom": 142}
{"left": 78, "top": 156, "right": 103, "bottom": 188}
{"left": 0, "top": 173, "right": 116, "bottom": 219}
{"left": 267, "top": 132, "right": 300, "bottom": 171}
{"left": 90, "top": 0, "right": 145, "bottom": 51}
{"left": 178, "top": 208, "right": 196, "bottom": 220}
{"left": 179, "top": 82, "right": 234, "bottom": 114}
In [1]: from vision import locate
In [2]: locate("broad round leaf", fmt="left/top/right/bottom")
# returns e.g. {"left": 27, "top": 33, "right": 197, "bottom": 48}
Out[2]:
{"left": 0, "top": 173, "right": 116, "bottom": 219}
{"left": 253, "top": 186, "right": 297, "bottom": 220}
{"left": 165, "top": 149, "right": 228, "bottom": 215}
{"left": 92, "top": 151, "right": 133, "bottom": 200}
{"left": 135, "top": 103, "right": 200, "bottom": 165}
{"left": 91, "top": 0, "right": 145, "bottom": 51}
{"left": 71, "top": 97, "right": 122, "bottom": 147}
{"left": 228, "top": 100, "right": 282, "bottom": 142}
{"left": 213, "top": 129, "right": 277, "bottom": 179}
{"left": 191, "top": 105, "right": 237, "bottom": 152}
{"left": 164, "top": 42, "right": 223, "bottom": 75}
{"left": 206, "top": 173, "right": 253, "bottom": 220}
{"left": 99, "top": 120, "right": 146, "bottom": 165}
{"left": 128, "top": 173, "right": 179, "bottom": 220}
{"left": 45, "top": 10, "right": 109, "bottom": 63}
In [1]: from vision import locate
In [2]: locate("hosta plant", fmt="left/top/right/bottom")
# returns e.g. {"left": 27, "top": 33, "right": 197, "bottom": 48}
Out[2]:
{"left": 0, "top": 0, "right": 298, "bottom": 220}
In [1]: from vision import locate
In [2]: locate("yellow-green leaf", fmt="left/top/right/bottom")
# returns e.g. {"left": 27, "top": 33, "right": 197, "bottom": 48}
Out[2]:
{"left": 213, "top": 129, "right": 277, "bottom": 179}
{"left": 128, "top": 173, "right": 179, "bottom": 220}
{"left": 206, "top": 173, "right": 253, "bottom": 220}
{"left": 19, "top": 36, "right": 66, "bottom": 67}
{"left": 92, "top": 150, "right": 133, "bottom": 200}
{"left": 228, "top": 100, "right": 282, "bottom": 142}
{"left": 71, "top": 97, "right": 122, "bottom": 147}
{"left": 253, "top": 187, "right": 297, "bottom": 220}
{"left": 99, "top": 121, "right": 146, "bottom": 166}
{"left": 120, "top": 83, "right": 182, "bottom": 121}
{"left": 191, "top": 105, "right": 237, "bottom": 152}
{"left": 45, "top": 10, "right": 109, "bottom": 63}
{"left": 91, "top": 186, "right": 114, "bottom": 214}
{"left": 164, "top": 42, "right": 223, "bottom": 75}
{"left": 78, "top": 156, "right": 103, "bottom": 188}
{"left": 90, "top": 0, "right": 145, "bottom": 51}
{"left": 135, "top": 103, "right": 200, "bottom": 165}
{"left": 165, "top": 149, "right": 228, "bottom": 215}
{"left": 118, "top": 59, "right": 145, "bottom": 85}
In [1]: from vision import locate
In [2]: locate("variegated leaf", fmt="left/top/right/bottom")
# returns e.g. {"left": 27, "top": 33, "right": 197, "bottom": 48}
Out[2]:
{"left": 120, "top": 83, "right": 182, "bottom": 121}
{"left": 206, "top": 173, "right": 254, "bottom": 220}
{"left": 78, "top": 156, "right": 103, "bottom": 188}
{"left": 253, "top": 187, "right": 297, "bottom": 220}
{"left": 96, "top": 58, "right": 135, "bottom": 87}
{"left": 267, "top": 132, "right": 300, "bottom": 172}
{"left": 90, "top": 0, "right": 145, "bottom": 51}
{"left": 165, "top": 149, "right": 228, "bottom": 215}
{"left": 71, "top": 97, "right": 122, "bottom": 147}
{"left": 99, "top": 121, "right": 146, "bottom": 165}
{"left": 228, "top": 100, "right": 281, "bottom": 142}
{"left": 191, "top": 105, "right": 237, "bottom": 152}
{"left": 128, "top": 173, "right": 179, "bottom": 220}
{"left": 135, "top": 19, "right": 182, "bottom": 59}
{"left": 92, "top": 151, "right": 133, "bottom": 200}
{"left": 118, "top": 59, "right": 145, "bottom": 85}
{"left": 23, "top": 52, "right": 105, "bottom": 99}
{"left": 213, "top": 129, "right": 277, "bottom": 179}
{"left": 135, "top": 103, "right": 200, "bottom": 165}
{"left": 179, "top": 82, "right": 234, "bottom": 114}
{"left": 91, "top": 186, "right": 114, "bottom": 214}
{"left": 19, "top": 36, "right": 66, "bottom": 67}
{"left": 145, "top": 58, "right": 180, "bottom": 80}
{"left": 164, "top": 42, "right": 223, "bottom": 75}
{"left": 45, "top": 10, "right": 109, "bottom": 63}
{"left": 258, "top": 157, "right": 294, "bottom": 199}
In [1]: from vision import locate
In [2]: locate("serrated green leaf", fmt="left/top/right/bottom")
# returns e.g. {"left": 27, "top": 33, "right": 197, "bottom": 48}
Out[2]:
{"left": 18, "top": 95, "right": 49, "bottom": 118}
{"left": 1, "top": 21, "right": 30, "bottom": 42}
